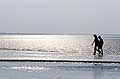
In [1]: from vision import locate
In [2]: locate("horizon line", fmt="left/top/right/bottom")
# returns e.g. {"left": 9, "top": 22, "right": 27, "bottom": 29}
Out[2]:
{"left": 0, "top": 32, "right": 119, "bottom": 35}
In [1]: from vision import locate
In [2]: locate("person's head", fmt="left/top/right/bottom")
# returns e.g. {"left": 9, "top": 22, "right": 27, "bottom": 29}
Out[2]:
{"left": 98, "top": 36, "right": 102, "bottom": 39}
{"left": 93, "top": 34, "right": 97, "bottom": 38}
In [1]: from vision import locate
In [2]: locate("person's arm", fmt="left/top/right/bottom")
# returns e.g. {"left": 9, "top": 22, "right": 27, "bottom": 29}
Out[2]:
{"left": 92, "top": 40, "right": 95, "bottom": 46}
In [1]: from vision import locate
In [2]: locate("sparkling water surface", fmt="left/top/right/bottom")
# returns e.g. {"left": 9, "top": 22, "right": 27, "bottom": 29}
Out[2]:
{"left": 0, "top": 34, "right": 120, "bottom": 60}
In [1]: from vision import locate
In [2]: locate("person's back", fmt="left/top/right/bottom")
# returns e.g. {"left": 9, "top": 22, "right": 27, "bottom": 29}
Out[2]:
{"left": 98, "top": 36, "right": 104, "bottom": 48}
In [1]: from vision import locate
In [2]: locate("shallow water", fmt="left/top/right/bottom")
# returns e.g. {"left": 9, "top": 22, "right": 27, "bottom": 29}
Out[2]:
{"left": 0, "top": 34, "right": 120, "bottom": 61}
{"left": 0, "top": 62, "right": 120, "bottom": 79}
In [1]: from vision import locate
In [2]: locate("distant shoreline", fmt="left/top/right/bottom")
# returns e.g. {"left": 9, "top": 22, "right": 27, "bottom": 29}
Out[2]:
{"left": 0, "top": 33, "right": 119, "bottom": 35}
{"left": 0, "top": 33, "right": 92, "bottom": 35}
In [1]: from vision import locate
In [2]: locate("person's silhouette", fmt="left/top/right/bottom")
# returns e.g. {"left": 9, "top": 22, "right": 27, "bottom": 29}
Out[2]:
{"left": 92, "top": 34, "right": 99, "bottom": 55}
{"left": 98, "top": 36, "right": 104, "bottom": 56}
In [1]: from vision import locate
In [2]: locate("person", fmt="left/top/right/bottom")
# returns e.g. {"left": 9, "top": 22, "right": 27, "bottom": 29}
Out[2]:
{"left": 92, "top": 34, "right": 99, "bottom": 55}
{"left": 98, "top": 36, "right": 104, "bottom": 56}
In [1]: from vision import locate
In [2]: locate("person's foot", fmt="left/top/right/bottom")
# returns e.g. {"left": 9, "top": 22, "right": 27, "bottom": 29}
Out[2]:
{"left": 98, "top": 54, "right": 101, "bottom": 57}
{"left": 101, "top": 52, "right": 103, "bottom": 55}
{"left": 93, "top": 53, "right": 96, "bottom": 55}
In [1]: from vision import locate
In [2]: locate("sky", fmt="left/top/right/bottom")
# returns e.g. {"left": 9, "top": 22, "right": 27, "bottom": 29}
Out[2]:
{"left": 0, "top": 0, "right": 120, "bottom": 34}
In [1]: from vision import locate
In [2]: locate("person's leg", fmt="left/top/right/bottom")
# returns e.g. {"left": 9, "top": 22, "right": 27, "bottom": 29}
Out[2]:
{"left": 93, "top": 45, "right": 97, "bottom": 55}
{"left": 100, "top": 45, "right": 103, "bottom": 56}
{"left": 101, "top": 48, "right": 103, "bottom": 55}
{"left": 98, "top": 47, "right": 101, "bottom": 55}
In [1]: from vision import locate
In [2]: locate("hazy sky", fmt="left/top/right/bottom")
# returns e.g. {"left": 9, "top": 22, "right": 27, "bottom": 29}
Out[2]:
{"left": 0, "top": 0, "right": 120, "bottom": 34}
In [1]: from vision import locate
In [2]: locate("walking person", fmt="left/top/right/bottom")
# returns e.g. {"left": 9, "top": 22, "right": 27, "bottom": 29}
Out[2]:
{"left": 92, "top": 34, "right": 99, "bottom": 55}
{"left": 98, "top": 36, "right": 104, "bottom": 56}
